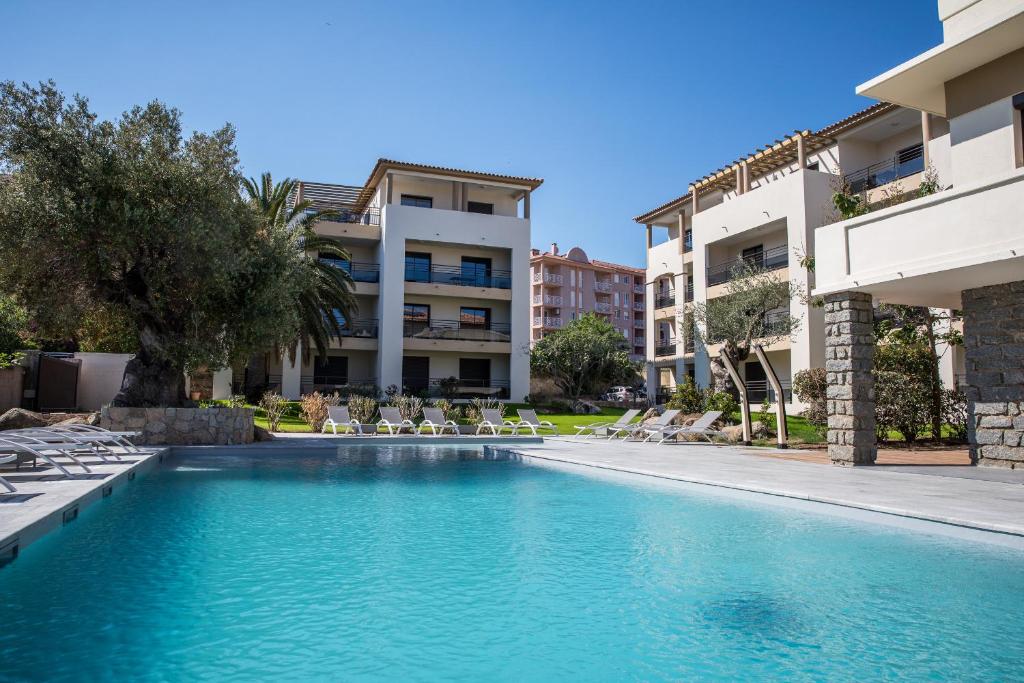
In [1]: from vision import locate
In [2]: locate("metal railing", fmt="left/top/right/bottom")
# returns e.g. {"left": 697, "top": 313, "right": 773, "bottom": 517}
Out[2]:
{"left": 685, "top": 282, "right": 694, "bottom": 301}
{"left": 319, "top": 258, "right": 380, "bottom": 283}
{"left": 406, "top": 264, "right": 512, "bottom": 289}
{"left": 309, "top": 376, "right": 379, "bottom": 391}
{"left": 633, "top": 284, "right": 645, "bottom": 294}
{"left": 655, "top": 340, "right": 677, "bottom": 357}
{"left": 633, "top": 302, "right": 644, "bottom": 311}
{"left": 594, "top": 302, "right": 612, "bottom": 313}
{"left": 706, "top": 245, "right": 789, "bottom": 286}
{"left": 655, "top": 387, "right": 673, "bottom": 405}
{"left": 654, "top": 291, "right": 676, "bottom": 309}
{"left": 843, "top": 143, "right": 925, "bottom": 194}
{"left": 746, "top": 379, "right": 793, "bottom": 404}
{"left": 594, "top": 281, "right": 613, "bottom": 293}
{"left": 760, "top": 310, "right": 792, "bottom": 337}
{"left": 532, "top": 272, "right": 563, "bottom": 285}
{"left": 533, "top": 294, "right": 562, "bottom": 306}
{"left": 402, "top": 377, "right": 510, "bottom": 399}
{"left": 683, "top": 230, "right": 693, "bottom": 253}
{"left": 684, "top": 336, "right": 695, "bottom": 353}
{"left": 403, "top": 319, "right": 511, "bottom": 342}
{"left": 533, "top": 316, "right": 562, "bottom": 328}
{"left": 633, "top": 319, "right": 645, "bottom": 328}
{"left": 306, "top": 205, "right": 380, "bottom": 226}
{"left": 328, "top": 317, "right": 379, "bottom": 338}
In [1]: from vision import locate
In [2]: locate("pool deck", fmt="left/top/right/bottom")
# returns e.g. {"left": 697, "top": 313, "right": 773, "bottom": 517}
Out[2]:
{"left": 499, "top": 437, "right": 1024, "bottom": 538}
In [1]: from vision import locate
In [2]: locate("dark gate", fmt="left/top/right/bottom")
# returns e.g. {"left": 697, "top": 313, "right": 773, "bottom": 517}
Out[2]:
{"left": 37, "top": 354, "right": 81, "bottom": 411}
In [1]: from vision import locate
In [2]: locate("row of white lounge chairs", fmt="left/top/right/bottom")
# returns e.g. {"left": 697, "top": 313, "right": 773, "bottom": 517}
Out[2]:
{"left": 0, "top": 424, "right": 149, "bottom": 495}
{"left": 323, "top": 407, "right": 559, "bottom": 436}
{"left": 573, "top": 409, "right": 724, "bottom": 445}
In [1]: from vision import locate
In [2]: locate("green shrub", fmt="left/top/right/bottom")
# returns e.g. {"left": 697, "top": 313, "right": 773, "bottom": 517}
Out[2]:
{"left": 942, "top": 389, "right": 969, "bottom": 441}
{"left": 874, "top": 342, "right": 934, "bottom": 442}
{"left": 793, "top": 367, "right": 827, "bottom": 434}
{"left": 258, "top": 392, "right": 288, "bottom": 432}
{"left": 300, "top": 391, "right": 341, "bottom": 432}
{"left": 346, "top": 395, "right": 378, "bottom": 424}
{"left": 705, "top": 392, "right": 738, "bottom": 421}
{"left": 666, "top": 379, "right": 704, "bottom": 414}
{"left": 388, "top": 394, "right": 424, "bottom": 421}
{"left": 466, "top": 398, "right": 505, "bottom": 424}
{"left": 758, "top": 396, "right": 776, "bottom": 432}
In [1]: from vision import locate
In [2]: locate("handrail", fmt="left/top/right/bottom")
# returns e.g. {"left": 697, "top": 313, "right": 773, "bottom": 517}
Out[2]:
{"left": 328, "top": 316, "right": 379, "bottom": 337}
{"left": 706, "top": 245, "right": 788, "bottom": 286}
{"left": 402, "top": 376, "right": 511, "bottom": 398}
{"left": 406, "top": 263, "right": 512, "bottom": 289}
{"left": 843, "top": 143, "right": 924, "bottom": 194}
{"left": 404, "top": 319, "right": 511, "bottom": 341}
{"left": 307, "top": 205, "right": 380, "bottom": 226}
{"left": 319, "top": 258, "right": 381, "bottom": 283}
{"left": 654, "top": 340, "right": 677, "bottom": 357}
{"left": 654, "top": 291, "right": 676, "bottom": 309}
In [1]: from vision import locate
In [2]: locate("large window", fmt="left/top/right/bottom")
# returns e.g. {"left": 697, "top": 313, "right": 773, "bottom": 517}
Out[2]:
{"left": 313, "top": 356, "right": 348, "bottom": 385}
{"left": 402, "top": 356, "right": 430, "bottom": 393}
{"left": 460, "top": 307, "right": 490, "bottom": 330}
{"left": 461, "top": 256, "right": 492, "bottom": 287}
{"left": 467, "top": 201, "right": 493, "bottom": 215}
{"left": 401, "top": 194, "right": 433, "bottom": 209}
{"left": 405, "top": 252, "right": 431, "bottom": 283}
{"left": 403, "top": 303, "right": 430, "bottom": 335}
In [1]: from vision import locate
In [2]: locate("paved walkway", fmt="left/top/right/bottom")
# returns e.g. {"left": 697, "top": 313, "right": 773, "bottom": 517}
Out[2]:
{"left": 501, "top": 437, "right": 1024, "bottom": 537}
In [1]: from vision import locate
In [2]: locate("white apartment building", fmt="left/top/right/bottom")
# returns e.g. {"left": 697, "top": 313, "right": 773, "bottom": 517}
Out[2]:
{"left": 636, "top": 102, "right": 951, "bottom": 408}
{"left": 814, "top": 0, "right": 1024, "bottom": 467}
{"left": 529, "top": 244, "right": 646, "bottom": 361}
{"left": 262, "top": 159, "right": 542, "bottom": 402}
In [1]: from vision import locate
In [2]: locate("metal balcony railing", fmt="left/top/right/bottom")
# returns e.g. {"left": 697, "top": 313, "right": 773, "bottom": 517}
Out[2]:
{"left": 633, "top": 302, "right": 644, "bottom": 311}
{"left": 683, "top": 230, "right": 693, "bottom": 253}
{"left": 403, "top": 319, "right": 511, "bottom": 342}
{"left": 633, "top": 284, "right": 645, "bottom": 294}
{"left": 309, "top": 375, "right": 379, "bottom": 391}
{"left": 533, "top": 294, "right": 562, "bottom": 306}
{"left": 843, "top": 143, "right": 925, "bottom": 194}
{"left": 706, "top": 245, "right": 788, "bottom": 286}
{"left": 684, "top": 282, "right": 694, "bottom": 301}
{"left": 402, "top": 377, "right": 510, "bottom": 399}
{"left": 684, "top": 336, "right": 695, "bottom": 353}
{"left": 533, "top": 316, "right": 562, "bottom": 328}
{"left": 594, "top": 281, "right": 613, "bottom": 293}
{"left": 320, "top": 258, "right": 381, "bottom": 283}
{"left": 633, "top": 319, "right": 645, "bottom": 328}
{"left": 406, "top": 264, "right": 512, "bottom": 289}
{"left": 594, "top": 302, "right": 612, "bottom": 314}
{"left": 306, "top": 206, "right": 380, "bottom": 226}
{"left": 746, "top": 379, "right": 793, "bottom": 404}
{"left": 328, "top": 317, "right": 378, "bottom": 338}
{"left": 532, "top": 272, "right": 563, "bottom": 285}
{"left": 654, "top": 291, "right": 676, "bottom": 309}
{"left": 655, "top": 340, "right": 677, "bottom": 357}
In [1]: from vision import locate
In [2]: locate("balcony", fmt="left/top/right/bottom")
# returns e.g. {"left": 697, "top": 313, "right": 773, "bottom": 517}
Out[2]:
{"left": 655, "top": 340, "right": 677, "bottom": 357}
{"left": 684, "top": 282, "right": 694, "bottom": 301}
{"left": 633, "top": 302, "right": 644, "bottom": 312}
{"left": 594, "top": 302, "right": 612, "bottom": 314}
{"left": 707, "top": 245, "right": 788, "bottom": 287}
{"left": 331, "top": 318, "right": 379, "bottom": 338}
{"left": 308, "top": 206, "right": 380, "bottom": 226}
{"left": 746, "top": 379, "right": 792, "bottom": 404}
{"left": 403, "top": 319, "right": 511, "bottom": 343}
{"left": 594, "top": 281, "right": 613, "bottom": 293}
{"left": 683, "top": 230, "right": 693, "bottom": 253}
{"left": 402, "top": 377, "right": 509, "bottom": 399}
{"left": 684, "top": 336, "right": 695, "bottom": 354}
{"left": 533, "top": 294, "right": 562, "bottom": 306}
{"left": 406, "top": 264, "right": 511, "bottom": 289}
{"left": 654, "top": 291, "right": 676, "bottom": 309}
{"left": 843, "top": 143, "right": 924, "bottom": 195}
{"left": 633, "top": 318, "right": 644, "bottom": 328}
{"left": 308, "top": 376, "right": 379, "bottom": 393}
{"left": 533, "top": 316, "right": 562, "bottom": 328}
{"left": 532, "top": 272, "right": 563, "bottom": 286}
{"left": 320, "top": 258, "right": 380, "bottom": 283}
{"left": 633, "top": 284, "right": 645, "bottom": 294}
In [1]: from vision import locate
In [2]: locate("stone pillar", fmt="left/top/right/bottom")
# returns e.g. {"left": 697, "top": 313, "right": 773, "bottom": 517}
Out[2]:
{"left": 825, "top": 291, "right": 876, "bottom": 466}
{"left": 962, "top": 281, "right": 1024, "bottom": 468}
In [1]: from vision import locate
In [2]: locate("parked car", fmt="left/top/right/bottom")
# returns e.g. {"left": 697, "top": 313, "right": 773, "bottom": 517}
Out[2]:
{"left": 605, "top": 386, "right": 637, "bottom": 401}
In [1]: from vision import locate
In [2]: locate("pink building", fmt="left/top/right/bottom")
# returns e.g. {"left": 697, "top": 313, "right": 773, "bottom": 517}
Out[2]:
{"left": 529, "top": 244, "right": 645, "bottom": 360}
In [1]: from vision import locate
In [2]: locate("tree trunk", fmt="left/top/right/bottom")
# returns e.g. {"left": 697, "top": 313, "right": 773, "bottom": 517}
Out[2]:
{"left": 924, "top": 313, "right": 943, "bottom": 440}
{"left": 110, "top": 343, "right": 186, "bottom": 407}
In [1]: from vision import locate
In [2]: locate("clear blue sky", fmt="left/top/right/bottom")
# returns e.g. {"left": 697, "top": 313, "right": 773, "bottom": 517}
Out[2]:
{"left": 3, "top": 0, "right": 941, "bottom": 268}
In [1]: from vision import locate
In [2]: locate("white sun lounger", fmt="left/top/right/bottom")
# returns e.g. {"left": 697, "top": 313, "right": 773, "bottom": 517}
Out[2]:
{"left": 513, "top": 409, "right": 558, "bottom": 436}
{"left": 418, "top": 408, "right": 460, "bottom": 436}
{"left": 616, "top": 409, "right": 681, "bottom": 441}
{"left": 9, "top": 428, "right": 127, "bottom": 462}
{"left": 0, "top": 453, "right": 18, "bottom": 493}
{"left": 377, "top": 407, "right": 416, "bottom": 435}
{"left": 322, "top": 406, "right": 363, "bottom": 435}
{"left": 653, "top": 411, "right": 725, "bottom": 445}
{"left": 573, "top": 409, "right": 641, "bottom": 439}
{"left": 0, "top": 435, "right": 86, "bottom": 475}
{"left": 475, "top": 409, "right": 517, "bottom": 436}
{"left": 48, "top": 424, "right": 145, "bottom": 452}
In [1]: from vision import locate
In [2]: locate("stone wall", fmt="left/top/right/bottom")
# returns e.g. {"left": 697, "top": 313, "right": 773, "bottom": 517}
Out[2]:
{"left": 100, "top": 407, "right": 254, "bottom": 445}
{"left": 962, "top": 281, "right": 1024, "bottom": 468}
{"left": 824, "top": 291, "right": 877, "bottom": 466}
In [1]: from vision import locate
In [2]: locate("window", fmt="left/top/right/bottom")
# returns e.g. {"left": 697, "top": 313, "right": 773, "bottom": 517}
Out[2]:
{"left": 806, "top": 161, "right": 819, "bottom": 171}
{"left": 403, "top": 303, "right": 430, "bottom": 335}
{"left": 402, "top": 356, "right": 430, "bottom": 393}
{"left": 313, "top": 356, "right": 348, "bottom": 385}
{"left": 405, "top": 252, "right": 431, "bottom": 282}
{"left": 460, "top": 358, "right": 491, "bottom": 385}
{"left": 742, "top": 244, "right": 764, "bottom": 268}
{"left": 401, "top": 194, "right": 433, "bottom": 209}
{"left": 460, "top": 307, "right": 490, "bottom": 330}
{"left": 467, "top": 201, "right": 493, "bottom": 214}
{"left": 461, "top": 256, "right": 492, "bottom": 287}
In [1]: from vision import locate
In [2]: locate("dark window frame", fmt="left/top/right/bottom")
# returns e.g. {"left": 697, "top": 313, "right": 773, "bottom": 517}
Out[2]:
{"left": 467, "top": 201, "right": 494, "bottom": 215}
{"left": 460, "top": 306, "right": 491, "bottom": 329}
{"left": 400, "top": 194, "right": 433, "bottom": 209}
{"left": 405, "top": 251, "right": 432, "bottom": 283}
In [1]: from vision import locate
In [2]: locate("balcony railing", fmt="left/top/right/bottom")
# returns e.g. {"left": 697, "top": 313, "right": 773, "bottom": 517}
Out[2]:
{"left": 329, "top": 317, "right": 379, "bottom": 338}
{"left": 633, "top": 318, "right": 645, "bottom": 328}
{"left": 633, "top": 284, "right": 645, "bottom": 294}
{"left": 684, "top": 282, "right": 694, "bottom": 301}
{"left": 683, "top": 230, "right": 693, "bottom": 253}
{"left": 594, "top": 302, "right": 612, "bottom": 314}
{"left": 403, "top": 319, "right": 511, "bottom": 342}
{"left": 533, "top": 316, "right": 562, "bottom": 328}
{"left": 746, "top": 379, "right": 792, "bottom": 404}
{"left": 267, "top": 374, "right": 379, "bottom": 394}
{"left": 655, "top": 340, "right": 677, "bottom": 357}
{"left": 633, "top": 302, "right": 644, "bottom": 311}
{"left": 406, "top": 264, "right": 512, "bottom": 289}
{"left": 654, "top": 291, "right": 676, "bottom": 309}
{"left": 760, "top": 310, "right": 792, "bottom": 337}
{"left": 320, "top": 258, "right": 381, "bottom": 283}
{"left": 684, "top": 336, "right": 695, "bottom": 353}
{"left": 533, "top": 294, "right": 562, "bottom": 306}
{"left": 843, "top": 143, "right": 924, "bottom": 194}
{"left": 532, "top": 272, "right": 563, "bottom": 285}
{"left": 594, "top": 281, "right": 613, "bottom": 293}
{"left": 655, "top": 387, "right": 673, "bottom": 404}
{"left": 402, "top": 377, "right": 510, "bottom": 399}
{"left": 706, "top": 245, "right": 788, "bottom": 287}
{"left": 307, "top": 206, "right": 380, "bottom": 226}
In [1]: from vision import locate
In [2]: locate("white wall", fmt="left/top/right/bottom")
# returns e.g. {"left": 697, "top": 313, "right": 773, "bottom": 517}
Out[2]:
{"left": 949, "top": 97, "right": 1020, "bottom": 186}
{"left": 75, "top": 352, "right": 131, "bottom": 410}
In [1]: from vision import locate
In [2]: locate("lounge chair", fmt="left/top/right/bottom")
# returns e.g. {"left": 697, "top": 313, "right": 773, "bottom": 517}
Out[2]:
{"left": 322, "top": 406, "right": 363, "bottom": 435}
{"left": 10, "top": 428, "right": 125, "bottom": 462}
{"left": 513, "top": 409, "right": 558, "bottom": 436}
{"left": 49, "top": 424, "right": 145, "bottom": 453}
{"left": 418, "top": 408, "right": 460, "bottom": 436}
{"left": 475, "top": 409, "right": 517, "bottom": 436}
{"left": 614, "top": 409, "right": 681, "bottom": 441}
{"left": 654, "top": 411, "right": 725, "bottom": 445}
{"left": 377, "top": 407, "right": 416, "bottom": 435}
{"left": 573, "top": 409, "right": 641, "bottom": 439}
{"left": 0, "top": 453, "right": 18, "bottom": 493}
{"left": 0, "top": 436, "right": 86, "bottom": 475}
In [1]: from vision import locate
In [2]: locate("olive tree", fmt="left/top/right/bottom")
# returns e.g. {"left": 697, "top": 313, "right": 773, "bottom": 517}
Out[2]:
{"left": 0, "top": 81, "right": 308, "bottom": 406}
{"left": 691, "top": 263, "right": 802, "bottom": 392}
{"left": 530, "top": 313, "right": 638, "bottom": 400}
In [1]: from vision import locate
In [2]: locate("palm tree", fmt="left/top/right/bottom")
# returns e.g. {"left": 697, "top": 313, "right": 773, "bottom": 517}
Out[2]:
{"left": 242, "top": 172, "right": 358, "bottom": 360}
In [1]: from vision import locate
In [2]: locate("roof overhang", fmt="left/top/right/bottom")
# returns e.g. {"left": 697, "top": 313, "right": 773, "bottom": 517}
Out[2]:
{"left": 363, "top": 159, "right": 543, "bottom": 193}
{"left": 856, "top": 6, "right": 1024, "bottom": 116}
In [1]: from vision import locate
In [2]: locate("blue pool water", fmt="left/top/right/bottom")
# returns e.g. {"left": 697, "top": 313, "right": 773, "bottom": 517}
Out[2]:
{"left": 1, "top": 447, "right": 1023, "bottom": 681}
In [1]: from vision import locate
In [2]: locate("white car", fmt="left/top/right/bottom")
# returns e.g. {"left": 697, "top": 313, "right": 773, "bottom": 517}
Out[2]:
{"left": 605, "top": 386, "right": 635, "bottom": 401}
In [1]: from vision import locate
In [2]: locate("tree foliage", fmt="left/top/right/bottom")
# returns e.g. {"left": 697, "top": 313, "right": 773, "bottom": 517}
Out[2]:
{"left": 792, "top": 367, "right": 827, "bottom": 431}
{"left": 0, "top": 81, "right": 309, "bottom": 405}
{"left": 530, "top": 314, "right": 638, "bottom": 399}
{"left": 874, "top": 341, "right": 934, "bottom": 443}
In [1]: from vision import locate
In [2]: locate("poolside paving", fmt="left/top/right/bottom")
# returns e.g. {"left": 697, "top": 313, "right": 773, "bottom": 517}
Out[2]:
{"left": 501, "top": 437, "right": 1024, "bottom": 537}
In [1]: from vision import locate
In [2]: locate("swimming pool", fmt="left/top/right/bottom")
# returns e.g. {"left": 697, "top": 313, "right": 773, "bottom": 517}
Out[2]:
{"left": 1, "top": 446, "right": 1022, "bottom": 681}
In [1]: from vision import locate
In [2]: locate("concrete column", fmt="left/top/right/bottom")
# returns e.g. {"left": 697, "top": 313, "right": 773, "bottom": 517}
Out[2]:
{"left": 797, "top": 136, "right": 807, "bottom": 169}
{"left": 734, "top": 165, "right": 743, "bottom": 194}
{"left": 646, "top": 224, "right": 653, "bottom": 249}
{"left": 461, "top": 182, "right": 469, "bottom": 211}
{"left": 677, "top": 214, "right": 685, "bottom": 254}
{"left": 741, "top": 161, "right": 750, "bottom": 193}
{"left": 523, "top": 190, "right": 531, "bottom": 219}
{"left": 385, "top": 173, "right": 393, "bottom": 204}
{"left": 962, "top": 281, "right": 1024, "bottom": 468}
{"left": 689, "top": 186, "right": 698, "bottom": 214}
{"left": 921, "top": 111, "right": 932, "bottom": 168}
{"left": 281, "top": 342, "right": 302, "bottom": 400}
{"left": 824, "top": 291, "right": 876, "bottom": 466}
